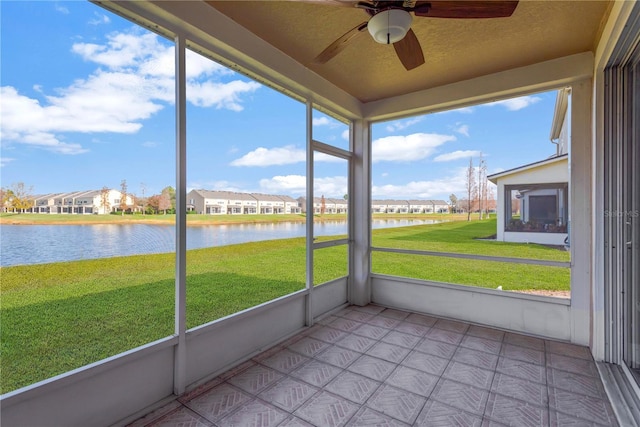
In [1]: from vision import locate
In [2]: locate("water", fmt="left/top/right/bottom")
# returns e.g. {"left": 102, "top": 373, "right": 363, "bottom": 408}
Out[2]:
{"left": 0, "top": 219, "right": 440, "bottom": 267}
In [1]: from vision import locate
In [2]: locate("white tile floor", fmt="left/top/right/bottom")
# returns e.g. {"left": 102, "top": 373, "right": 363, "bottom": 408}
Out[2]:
{"left": 128, "top": 305, "right": 619, "bottom": 427}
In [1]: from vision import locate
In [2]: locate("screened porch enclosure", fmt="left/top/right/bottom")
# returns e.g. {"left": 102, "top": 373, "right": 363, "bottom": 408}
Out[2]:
{"left": 1, "top": 1, "right": 639, "bottom": 426}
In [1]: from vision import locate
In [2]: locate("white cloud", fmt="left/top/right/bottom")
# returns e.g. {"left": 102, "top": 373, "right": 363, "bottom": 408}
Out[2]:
{"left": 341, "top": 129, "right": 349, "bottom": 140}
{"left": 313, "top": 117, "right": 331, "bottom": 126}
{"left": 258, "top": 174, "right": 347, "bottom": 198}
{"left": 187, "top": 80, "right": 260, "bottom": 111}
{"left": 54, "top": 3, "right": 69, "bottom": 14}
{"left": 373, "top": 165, "right": 495, "bottom": 200}
{"left": 385, "top": 116, "right": 424, "bottom": 132}
{"left": 453, "top": 123, "right": 469, "bottom": 137}
{"left": 372, "top": 179, "right": 461, "bottom": 199}
{"left": 0, "top": 157, "right": 16, "bottom": 168}
{"left": 231, "top": 145, "right": 305, "bottom": 166}
{"left": 142, "top": 141, "right": 158, "bottom": 148}
{"left": 259, "top": 175, "right": 306, "bottom": 195}
{"left": 372, "top": 133, "right": 456, "bottom": 162}
{"left": 433, "top": 150, "right": 482, "bottom": 162}
{"left": 230, "top": 145, "right": 344, "bottom": 167}
{"left": 187, "top": 180, "right": 244, "bottom": 194}
{"left": 2, "top": 29, "right": 259, "bottom": 155}
{"left": 88, "top": 12, "right": 111, "bottom": 26}
{"left": 487, "top": 95, "right": 542, "bottom": 111}
{"left": 313, "top": 176, "right": 348, "bottom": 198}
{"left": 312, "top": 116, "right": 343, "bottom": 128}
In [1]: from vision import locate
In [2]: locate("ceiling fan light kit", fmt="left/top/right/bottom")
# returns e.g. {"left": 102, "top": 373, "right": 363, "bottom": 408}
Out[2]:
{"left": 367, "top": 9, "right": 413, "bottom": 44}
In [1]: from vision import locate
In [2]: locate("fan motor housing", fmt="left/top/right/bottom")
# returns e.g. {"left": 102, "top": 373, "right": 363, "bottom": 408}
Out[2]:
{"left": 367, "top": 9, "right": 413, "bottom": 44}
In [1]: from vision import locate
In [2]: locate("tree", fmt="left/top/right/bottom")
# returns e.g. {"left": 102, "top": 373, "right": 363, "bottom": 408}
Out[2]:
{"left": 477, "top": 153, "right": 487, "bottom": 220}
{"left": 1, "top": 188, "right": 14, "bottom": 212}
{"left": 147, "top": 194, "right": 160, "bottom": 214}
{"left": 158, "top": 189, "right": 171, "bottom": 214}
{"left": 140, "top": 183, "right": 147, "bottom": 216}
{"left": 449, "top": 194, "right": 458, "bottom": 213}
{"left": 465, "top": 158, "right": 476, "bottom": 221}
{"left": 6, "top": 182, "right": 34, "bottom": 212}
{"left": 161, "top": 186, "right": 176, "bottom": 211}
{"left": 320, "top": 195, "right": 326, "bottom": 215}
{"left": 119, "top": 179, "right": 128, "bottom": 215}
{"left": 100, "top": 187, "right": 111, "bottom": 214}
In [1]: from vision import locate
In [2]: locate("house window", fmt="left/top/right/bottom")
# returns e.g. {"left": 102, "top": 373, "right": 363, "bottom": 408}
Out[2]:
{"left": 504, "top": 183, "right": 568, "bottom": 233}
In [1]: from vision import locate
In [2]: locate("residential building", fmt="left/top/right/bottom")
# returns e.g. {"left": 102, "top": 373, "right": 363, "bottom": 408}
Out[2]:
{"left": 187, "top": 189, "right": 258, "bottom": 214}
{"left": 28, "top": 189, "right": 132, "bottom": 214}
{"left": 279, "top": 195, "right": 301, "bottom": 214}
{"left": 489, "top": 88, "right": 571, "bottom": 245}
{"left": 250, "top": 193, "right": 285, "bottom": 214}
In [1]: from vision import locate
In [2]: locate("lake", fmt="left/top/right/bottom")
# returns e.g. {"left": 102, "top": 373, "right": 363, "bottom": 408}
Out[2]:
{"left": 0, "top": 219, "right": 440, "bottom": 267}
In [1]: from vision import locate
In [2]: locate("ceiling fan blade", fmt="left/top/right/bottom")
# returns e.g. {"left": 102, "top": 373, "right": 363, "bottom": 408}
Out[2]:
{"left": 314, "top": 22, "right": 368, "bottom": 64}
{"left": 393, "top": 28, "right": 425, "bottom": 71}
{"left": 414, "top": 0, "right": 518, "bottom": 18}
{"left": 290, "top": 0, "right": 359, "bottom": 7}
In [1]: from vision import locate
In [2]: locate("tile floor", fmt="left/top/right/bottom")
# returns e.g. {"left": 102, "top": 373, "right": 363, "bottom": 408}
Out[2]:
{"left": 128, "top": 305, "right": 619, "bottom": 426}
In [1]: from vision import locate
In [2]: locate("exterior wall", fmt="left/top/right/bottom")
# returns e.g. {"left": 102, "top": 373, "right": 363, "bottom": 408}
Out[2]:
{"left": 372, "top": 275, "right": 571, "bottom": 340}
{"left": 557, "top": 110, "right": 570, "bottom": 155}
{"left": 494, "top": 158, "right": 569, "bottom": 244}
{"left": 29, "top": 190, "right": 130, "bottom": 214}
{"left": 503, "top": 231, "right": 568, "bottom": 245}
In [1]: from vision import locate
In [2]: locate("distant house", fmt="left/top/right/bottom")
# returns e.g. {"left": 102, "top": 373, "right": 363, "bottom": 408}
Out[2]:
{"left": 187, "top": 190, "right": 257, "bottom": 214}
{"left": 488, "top": 88, "right": 570, "bottom": 245}
{"left": 371, "top": 200, "right": 388, "bottom": 213}
{"left": 328, "top": 198, "right": 348, "bottom": 214}
{"left": 430, "top": 200, "right": 449, "bottom": 213}
{"left": 30, "top": 189, "right": 131, "bottom": 214}
{"left": 251, "top": 193, "right": 285, "bottom": 214}
{"left": 279, "top": 195, "right": 301, "bottom": 214}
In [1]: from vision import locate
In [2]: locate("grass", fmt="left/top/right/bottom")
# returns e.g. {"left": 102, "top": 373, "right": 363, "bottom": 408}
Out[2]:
{"left": 0, "top": 218, "right": 569, "bottom": 393}
{"left": 0, "top": 212, "right": 464, "bottom": 226}
{"left": 372, "top": 218, "right": 569, "bottom": 261}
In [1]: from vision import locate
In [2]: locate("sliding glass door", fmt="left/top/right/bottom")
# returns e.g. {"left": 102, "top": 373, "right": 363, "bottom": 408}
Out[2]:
{"left": 623, "top": 59, "right": 640, "bottom": 379}
{"left": 604, "top": 15, "right": 640, "bottom": 382}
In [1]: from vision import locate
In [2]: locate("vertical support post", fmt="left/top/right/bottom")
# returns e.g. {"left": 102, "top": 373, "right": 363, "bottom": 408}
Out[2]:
{"left": 570, "top": 78, "right": 593, "bottom": 346}
{"left": 305, "top": 101, "right": 314, "bottom": 326}
{"left": 350, "top": 119, "right": 371, "bottom": 306}
{"left": 174, "top": 34, "right": 187, "bottom": 396}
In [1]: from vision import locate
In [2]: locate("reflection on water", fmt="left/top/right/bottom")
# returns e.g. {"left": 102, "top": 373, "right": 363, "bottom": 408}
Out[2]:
{"left": 0, "top": 219, "right": 442, "bottom": 266}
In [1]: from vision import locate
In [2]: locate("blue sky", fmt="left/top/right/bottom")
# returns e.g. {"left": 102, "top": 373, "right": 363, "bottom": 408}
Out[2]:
{"left": 1, "top": 1, "right": 560, "bottom": 201}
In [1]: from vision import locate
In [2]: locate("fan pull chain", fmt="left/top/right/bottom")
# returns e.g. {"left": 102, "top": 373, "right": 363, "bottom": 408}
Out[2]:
{"left": 387, "top": 9, "right": 391, "bottom": 44}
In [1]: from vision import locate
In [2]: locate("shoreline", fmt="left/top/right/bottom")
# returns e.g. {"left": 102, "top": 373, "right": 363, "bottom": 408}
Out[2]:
{"left": 0, "top": 213, "right": 461, "bottom": 227}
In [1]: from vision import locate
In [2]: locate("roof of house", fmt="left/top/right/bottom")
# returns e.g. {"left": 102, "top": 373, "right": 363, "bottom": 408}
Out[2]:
{"left": 487, "top": 154, "right": 568, "bottom": 183}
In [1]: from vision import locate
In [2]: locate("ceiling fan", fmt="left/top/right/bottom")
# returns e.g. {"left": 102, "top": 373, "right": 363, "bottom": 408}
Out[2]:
{"left": 313, "top": 1, "right": 519, "bottom": 71}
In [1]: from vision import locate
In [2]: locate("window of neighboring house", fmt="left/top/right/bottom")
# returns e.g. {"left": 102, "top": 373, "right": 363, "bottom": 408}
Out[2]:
{"left": 505, "top": 183, "right": 568, "bottom": 233}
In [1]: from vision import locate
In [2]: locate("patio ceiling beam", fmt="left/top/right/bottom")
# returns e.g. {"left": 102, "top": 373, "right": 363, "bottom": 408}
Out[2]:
{"left": 363, "top": 51, "right": 594, "bottom": 122}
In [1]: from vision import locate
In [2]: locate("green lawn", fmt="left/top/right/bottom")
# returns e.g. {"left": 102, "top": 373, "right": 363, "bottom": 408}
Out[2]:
{"left": 0, "top": 212, "right": 464, "bottom": 225}
{"left": 0, "top": 218, "right": 569, "bottom": 393}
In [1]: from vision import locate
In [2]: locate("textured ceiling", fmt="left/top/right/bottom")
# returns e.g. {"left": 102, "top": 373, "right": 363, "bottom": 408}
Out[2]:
{"left": 207, "top": 1, "right": 610, "bottom": 103}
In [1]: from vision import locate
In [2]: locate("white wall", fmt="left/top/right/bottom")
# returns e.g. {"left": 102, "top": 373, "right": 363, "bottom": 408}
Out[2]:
{"left": 372, "top": 275, "right": 572, "bottom": 340}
